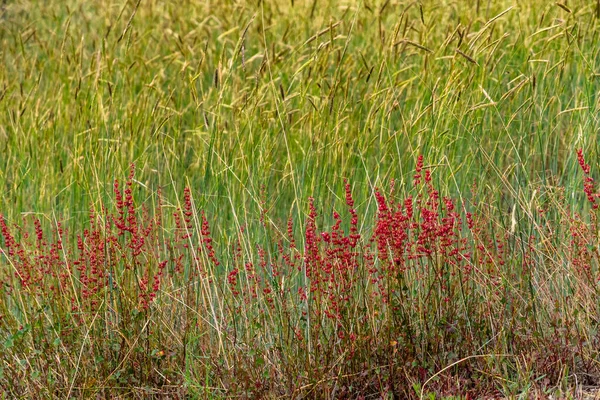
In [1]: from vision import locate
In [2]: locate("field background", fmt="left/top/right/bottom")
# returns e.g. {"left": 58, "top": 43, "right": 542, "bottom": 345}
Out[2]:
{"left": 3, "top": 0, "right": 599, "bottom": 226}
{"left": 1, "top": 0, "right": 600, "bottom": 398}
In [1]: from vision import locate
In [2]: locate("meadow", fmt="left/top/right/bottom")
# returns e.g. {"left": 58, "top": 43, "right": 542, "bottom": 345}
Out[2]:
{"left": 1, "top": 0, "right": 600, "bottom": 398}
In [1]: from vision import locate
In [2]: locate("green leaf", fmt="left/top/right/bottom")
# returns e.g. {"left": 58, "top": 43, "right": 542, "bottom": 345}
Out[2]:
{"left": 254, "top": 355, "right": 265, "bottom": 367}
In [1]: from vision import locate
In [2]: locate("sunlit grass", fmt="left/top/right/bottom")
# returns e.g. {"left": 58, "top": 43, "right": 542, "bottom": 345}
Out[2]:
{"left": 1, "top": 0, "right": 600, "bottom": 398}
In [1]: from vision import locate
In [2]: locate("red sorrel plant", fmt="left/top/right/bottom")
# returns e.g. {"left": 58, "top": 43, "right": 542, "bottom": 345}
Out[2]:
{"left": 570, "top": 149, "right": 600, "bottom": 286}
{"left": 577, "top": 148, "right": 598, "bottom": 209}
{"left": 2, "top": 156, "right": 600, "bottom": 398}
{"left": 0, "top": 166, "right": 222, "bottom": 397}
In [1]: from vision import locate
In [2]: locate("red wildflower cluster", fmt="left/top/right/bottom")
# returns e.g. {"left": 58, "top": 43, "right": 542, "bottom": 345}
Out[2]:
{"left": 371, "top": 156, "right": 470, "bottom": 301}
{"left": 200, "top": 211, "right": 220, "bottom": 269}
{"left": 3, "top": 155, "right": 600, "bottom": 397}
{"left": 577, "top": 148, "right": 598, "bottom": 209}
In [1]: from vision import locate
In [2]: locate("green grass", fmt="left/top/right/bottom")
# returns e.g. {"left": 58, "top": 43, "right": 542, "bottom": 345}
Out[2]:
{"left": 2, "top": 0, "right": 598, "bottom": 226}
{"left": 1, "top": 0, "right": 600, "bottom": 398}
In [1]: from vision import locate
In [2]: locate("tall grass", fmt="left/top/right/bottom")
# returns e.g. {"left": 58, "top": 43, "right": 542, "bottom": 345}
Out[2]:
{"left": 2, "top": 0, "right": 599, "bottom": 226}
{"left": 1, "top": 0, "right": 600, "bottom": 398}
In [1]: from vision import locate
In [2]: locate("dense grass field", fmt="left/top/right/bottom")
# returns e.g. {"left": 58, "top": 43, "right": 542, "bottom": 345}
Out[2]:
{"left": 1, "top": 0, "right": 600, "bottom": 398}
